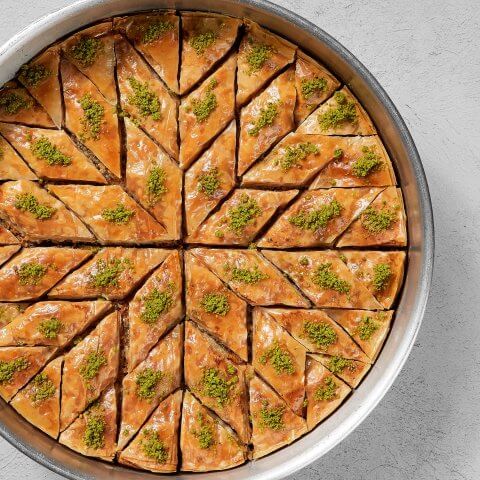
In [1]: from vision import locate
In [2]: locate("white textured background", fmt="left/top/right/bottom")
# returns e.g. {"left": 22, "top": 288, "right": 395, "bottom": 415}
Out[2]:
{"left": 1, "top": 1, "right": 479, "bottom": 479}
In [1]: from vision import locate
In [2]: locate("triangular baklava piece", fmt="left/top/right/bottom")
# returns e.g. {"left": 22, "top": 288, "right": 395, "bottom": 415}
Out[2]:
{"left": 119, "top": 324, "right": 183, "bottom": 449}
{"left": 249, "top": 375, "right": 307, "bottom": 459}
{"left": 118, "top": 390, "right": 182, "bottom": 472}
{"left": 61, "top": 60, "right": 121, "bottom": 178}
{"left": 11, "top": 356, "right": 63, "bottom": 438}
{"left": 238, "top": 68, "right": 296, "bottom": 176}
{"left": 188, "top": 188, "right": 298, "bottom": 246}
{"left": 180, "top": 13, "right": 241, "bottom": 94}
{"left": 184, "top": 322, "right": 250, "bottom": 443}
{"left": 185, "top": 252, "right": 248, "bottom": 361}
{"left": 0, "top": 123, "right": 106, "bottom": 183}
{"left": 116, "top": 37, "right": 178, "bottom": 159}
{"left": 0, "top": 132, "right": 36, "bottom": 180}
{"left": 49, "top": 184, "right": 168, "bottom": 244}
{"left": 0, "top": 247, "right": 92, "bottom": 301}
{"left": 258, "top": 187, "right": 383, "bottom": 248}
{"left": 298, "top": 87, "right": 376, "bottom": 135}
{"left": 59, "top": 385, "right": 117, "bottom": 461}
{"left": 337, "top": 186, "right": 407, "bottom": 247}
{"left": 0, "top": 180, "right": 94, "bottom": 243}
{"left": 0, "top": 225, "right": 19, "bottom": 245}
{"left": 0, "top": 245, "right": 20, "bottom": 267}
{"left": 60, "top": 312, "right": 119, "bottom": 431}
{"left": 49, "top": 247, "right": 169, "bottom": 301}
{"left": 237, "top": 21, "right": 296, "bottom": 106}
{"left": 125, "top": 118, "right": 182, "bottom": 240}
{"left": 184, "top": 121, "right": 236, "bottom": 235}
{"left": 180, "top": 390, "right": 247, "bottom": 471}
{"left": 114, "top": 12, "right": 179, "bottom": 92}
{"left": 0, "top": 300, "right": 111, "bottom": 347}
{"left": 305, "top": 355, "right": 350, "bottom": 430}
{"left": 0, "top": 303, "right": 24, "bottom": 328}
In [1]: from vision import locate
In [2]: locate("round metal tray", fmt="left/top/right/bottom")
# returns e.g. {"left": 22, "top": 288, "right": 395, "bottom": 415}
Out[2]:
{"left": 0, "top": 1, "right": 434, "bottom": 479}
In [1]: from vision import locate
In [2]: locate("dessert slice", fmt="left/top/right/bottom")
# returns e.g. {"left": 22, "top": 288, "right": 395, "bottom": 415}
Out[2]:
{"left": 184, "top": 121, "right": 236, "bottom": 235}
{"left": 179, "top": 55, "right": 236, "bottom": 169}
{"left": 0, "top": 225, "right": 19, "bottom": 245}
{"left": 180, "top": 390, "right": 247, "bottom": 471}
{"left": 62, "top": 22, "right": 117, "bottom": 103}
{"left": 192, "top": 248, "right": 308, "bottom": 307}
{"left": 17, "top": 46, "right": 62, "bottom": 127}
{"left": 0, "top": 247, "right": 92, "bottom": 302}
{"left": 258, "top": 187, "right": 383, "bottom": 248}
{"left": 0, "top": 300, "right": 111, "bottom": 347}
{"left": 61, "top": 60, "right": 121, "bottom": 178}
{"left": 0, "top": 180, "right": 93, "bottom": 243}
{"left": 252, "top": 308, "right": 306, "bottom": 414}
{"left": 188, "top": 189, "right": 298, "bottom": 246}
{"left": 10, "top": 356, "right": 63, "bottom": 438}
{"left": 185, "top": 252, "right": 247, "bottom": 361}
{"left": 337, "top": 186, "right": 407, "bottom": 247}
{"left": 60, "top": 312, "right": 119, "bottom": 431}
{"left": 0, "top": 133, "right": 36, "bottom": 180}
{"left": 125, "top": 118, "right": 182, "bottom": 240}
{"left": 298, "top": 87, "right": 376, "bottom": 136}
{"left": 180, "top": 12, "right": 241, "bottom": 94}
{"left": 116, "top": 37, "right": 178, "bottom": 159}
{"left": 294, "top": 51, "right": 340, "bottom": 124}
{"left": 305, "top": 355, "right": 350, "bottom": 430}
{"left": 0, "top": 245, "right": 20, "bottom": 267}
{"left": 49, "top": 184, "right": 168, "bottom": 244}
{"left": 238, "top": 68, "right": 296, "bottom": 176}
{"left": 249, "top": 375, "right": 307, "bottom": 459}
{"left": 60, "top": 385, "right": 117, "bottom": 461}
{"left": 0, "top": 123, "right": 106, "bottom": 183}
{"left": 184, "top": 322, "right": 250, "bottom": 443}
{"left": 119, "top": 324, "right": 183, "bottom": 449}
{"left": 118, "top": 390, "right": 182, "bottom": 472}
{"left": 49, "top": 247, "right": 168, "bottom": 301}
{"left": 0, "top": 303, "right": 25, "bottom": 328}
{"left": 114, "top": 12, "right": 179, "bottom": 92}
{"left": 0, "top": 346, "right": 56, "bottom": 401}
{"left": 262, "top": 250, "right": 383, "bottom": 309}
{"left": 237, "top": 21, "right": 296, "bottom": 106}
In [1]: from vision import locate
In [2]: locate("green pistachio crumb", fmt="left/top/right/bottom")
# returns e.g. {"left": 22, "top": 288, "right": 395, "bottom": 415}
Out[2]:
{"left": 79, "top": 351, "right": 107, "bottom": 380}
{"left": 30, "top": 372, "right": 56, "bottom": 403}
{"left": 226, "top": 364, "right": 237, "bottom": 375}
{"left": 38, "top": 317, "right": 63, "bottom": 339}
{"left": 356, "top": 316, "right": 379, "bottom": 341}
{"left": 312, "top": 262, "right": 351, "bottom": 294}
{"left": 361, "top": 205, "right": 397, "bottom": 233}
{"left": 141, "top": 286, "right": 174, "bottom": 324}
{"left": 190, "top": 78, "right": 218, "bottom": 122}
{"left": 214, "top": 229, "right": 224, "bottom": 238}
{"left": 303, "top": 321, "right": 337, "bottom": 349}
{"left": 200, "top": 367, "right": 238, "bottom": 407}
{"left": 333, "top": 148, "right": 343, "bottom": 159}
{"left": 79, "top": 93, "right": 104, "bottom": 141}
{"left": 84, "top": 414, "right": 105, "bottom": 449}
{"left": 128, "top": 77, "right": 162, "bottom": 121}
{"left": 89, "top": 258, "right": 130, "bottom": 288}
{"left": 318, "top": 91, "right": 357, "bottom": 130}
{"left": 201, "top": 292, "right": 230, "bottom": 316}
{"left": 146, "top": 166, "right": 167, "bottom": 205}
{"left": 327, "top": 355, "right": 355, "bottom": 374}
{"left": 338, "top": 253, "right": 347, "bottom": 263}
{"left": 18, "top": 64, "right": 52, "bottom": 87}
{"left": 190, "top": 31, "right": 217, "bottom": 55}
{"left": 259, "top": 341, "right": 295, "bottom": 375}
{"left": 141, "top": 429, "right": 168, "bottom": 463}
{"left": 0, "top": 357, "right": 29, "bottom": 384}
{"left": 101, "top": 203, "right": 135, "bottom": 224}
{"left": 17, "top": 262, "right": 48, "bottom": 286}
{"left": 14, "top": 193, "right": 55, "bottom": 220}
{"left": 69, "top": 37, "right": 103, "bottom": 68}
{"left": 289, "top": 199, "right": 343, "bottom": 231}
{"left": 227, "top": 194, "right": 261, "bottom": 234}
{"left": 246, "top": 41, "right": 272, "bottom": 74}
{"left": 192, "top": 414, "right": 215, "bottom": 449}
{"left": 0, "top": 91, "right": 33, "bottom": 115}
{"left": 373, "top": 263, "right": 392, "bottom": 291}
{"left": 352, "top": 146, "right": 383, "bottom": 177}
{"left": 299, "top": 256, "right": 310, "bottom": 266}
{"left": 278, "top": 142, "right": 319, "bottom": 171}
{"left": 141, "top": 21, "right": 174, "bottom": 44}
{"left": 258, "top": 402, "right": 285, "bottom": 430}
{"left": 248, "top": 102, "right": 278, "bottom": 136}
{"left": 301, "top": 77, "right": 327, "bottom": 99}
{"left": 136, "top": 368, "right": 163, "bottom": 400}
{"left": 31, "top": 137, "right": 72, "bottom": 166}
{"left": 313, "top": 376, "right": 338, "bottom": 401}
{"left": 198, "top": 167, "right": 221, "bottom": 197}
{"left": 231, "top": 265, "right": 268, "bottom": 284}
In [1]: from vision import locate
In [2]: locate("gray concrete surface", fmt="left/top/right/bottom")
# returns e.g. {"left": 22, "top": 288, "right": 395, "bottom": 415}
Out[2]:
{"left": 0, "top": 1, "right": 479, "bottom": 479}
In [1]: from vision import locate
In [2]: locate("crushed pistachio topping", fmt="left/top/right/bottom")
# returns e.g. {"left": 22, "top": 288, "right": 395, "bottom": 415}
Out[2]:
{"left": 141, "top": 285, "right": 174, "bottom": 324}
{"left": 136, "top": 368, "right": 163, "bottom": 400}
{"left": 190, "top": 31, "right": 217, "bottom": 55}
{"left": 231, "top": 265, "right": 268, "bottom": 284}
{"left": 246, "top": 40, "right": 272, "bottom": 74}
{"left": 128, "top": 77, "right": 162, "bottom": 121}
{"left": 356, "top": 316, "right": 379, "bottom": 341}
{"left": 312, "top": 262, "right": 351, "bottom": 294}
{"left": 101, "top": 203, "right": 136, "bottom": 224}
{"left": 259, "top": 341, "right": 295, "bottom": 375}
{"left": 84, "top": 414, "right": 105, "bottom": 449}
{"left": 141, "top": 21, "right": 174, "bottom": 44}
{"left": 146, "top": 166, "right": 167, "bottom": 205}
{"left": 303, "top": 321, "right": 337, "bottom": 349}
{"left": 333, "top": 148, "right": 343, "bottom": 159}
{"left": 289, "top": 199, "right": 343, "bottom": 231}
{"left": 278, "top": 142, "right": 319, "bottom": 171}
{"left": 200, "top": 367, "right": 238, "bottom": 407}
{"left": 314, "top": 376, "right": 338, "bottom": 401}
{"left": 198, "top": 167, "right": 221, "bottom": 197}
{"left": 327, "top": 355, "right": 355, "bottom": 374}
{"left": 14, "top": 193, "right": 55, "bottom": 220}
{"left": 0, "top": 92, "right": 33, "bottom": 115}
{"left": 0, "top": 357, "right": 29, "bottom": 384}
{"left": 258, "top": 401, "right": 285, "bottom": 430}
{"left": 318, "top": 91, "right": 357, "bottom": 131}
{"left": 17, "top": 262, "right": 48, "bottom": 286}
{"left": 141, "top": 429, "right": 168, "bottom": 463}
{"left": 89, "top": 258, "right": 131, "bottom": 288}
{"left": 31, "top": 137, "right": 72, "bottom": 166}
{"left": 299, "top": 256, "right": 310, "bottom": 266}
{"left": 214, "top": 229, "right": 224, "bottom": 238}
{"left": 248, "top": 101, "right": 279, "bottom": 136}
{"left": 79, "top": 93, "right": 104, "bottom": 141}
{"left": 38, "top": 317, "right": 63, "bottom": 339}
{"left": 80, "top": 351, "right": 107, "bottom": 380}
{"left": 338, "top": 253, "right": 347, "bottom": 263}
{"left": 192, "top": 413, "right": 215, "bottom": 449}
{"left": 373, "top": 263, "right": 392, "bottom": 291}
{"left": 361, "top": 203, "right": 397, "bottom": 233}
{"left": 201, "top": 292, "right": 230, "bottom": 316}
{"left": 190, "top": 78, "right": 218, "bottom": 123}
{"left": 226, "top": 363, "right": 237, "bottom": 375}
{"left": 352, "top": 146, "right": 383, "bottom": 177}
{"left": 69, "top": 37, "right": 102, "bottom": 68}
{"left": 227, "top": 194, "right": 261, "bottom": 234}
{"left": 18, "top": 64, "right": 52, "bottom": 87}
{"left": 30, "top": 372, "right": 56, "bottom": 403}
{"left": 301, "top": 77, "right": 327, "bottom": 99}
